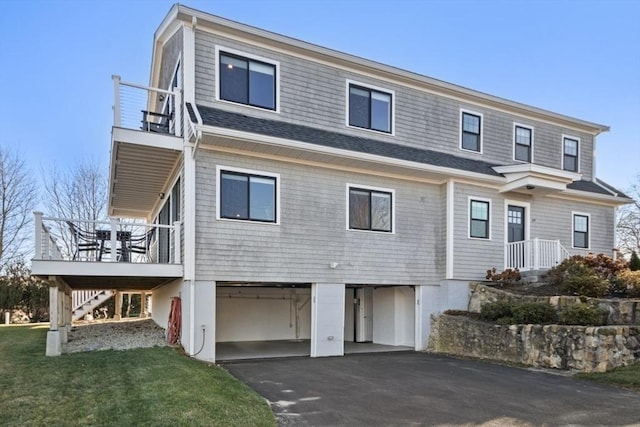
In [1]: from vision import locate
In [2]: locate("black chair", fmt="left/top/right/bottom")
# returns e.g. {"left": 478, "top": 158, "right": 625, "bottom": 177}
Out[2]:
{"left": 66, "top": 221, "right": 101, "bottom": 260}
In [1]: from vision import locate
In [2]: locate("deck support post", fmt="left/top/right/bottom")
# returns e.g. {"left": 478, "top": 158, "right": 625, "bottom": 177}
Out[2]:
{"left": 140, "top": 292, "right": 148, "bottom": 318}
{"left": 114, "top": 291, "right": 122, "bottom": 320}
{"left": 46, "top": 281, "right": 62, "bottom": 356}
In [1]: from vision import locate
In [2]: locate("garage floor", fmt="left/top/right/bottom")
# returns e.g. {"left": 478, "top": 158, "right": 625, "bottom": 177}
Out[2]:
{"left": 216, "top": 340, "right": 412, "bottom": 361}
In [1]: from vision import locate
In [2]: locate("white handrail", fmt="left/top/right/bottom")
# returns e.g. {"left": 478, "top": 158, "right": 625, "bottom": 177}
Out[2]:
{"left": 505, "top": 239, "right": 571, "bottom": 271}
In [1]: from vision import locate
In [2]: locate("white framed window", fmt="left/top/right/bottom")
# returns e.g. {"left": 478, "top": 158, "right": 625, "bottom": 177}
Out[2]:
{"left": 562, "top": 135, "right": 580, "bottom": 172}
{"left": 346, "top": 79, "right": 394, "bottom": 134}
{"left": 459, "top": 109, "right": 483, "bottom": 153}
{"left": 468, "top": 197, "right": 491, "bottom": 239}
{"left": 216, "top": 165, "right": 280, "bottom": 224}
{"left": 346, "top": 183, "right": 395, "bottom": 233}
{"left": 215, "top": 46, "right": 280, "bottom": 112}
{"left": 513, "top": 123, "right": 534, "bottom": 163}
{"left": 572, "top": 212, "right": 590, "bottom": 249}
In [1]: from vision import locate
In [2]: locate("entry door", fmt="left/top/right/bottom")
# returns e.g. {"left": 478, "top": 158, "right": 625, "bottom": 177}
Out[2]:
{"left": 355, "top": 288, "right": 373, "bottom": 342}
{"left": 507, "top": 205, "right": 525, "bottom": 243}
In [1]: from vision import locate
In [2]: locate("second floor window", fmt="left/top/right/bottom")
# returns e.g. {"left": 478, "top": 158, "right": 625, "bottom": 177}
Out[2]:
{"left": 219, "top": 52, "right": 276, "bottom": 110}
{"left": 514, "top": 125, "right": 532, "bottom": 162}
{"left": 348, "top": 187, "right": 393, "bottom": 232}
{"left": 563, "top": 137, "right": 579, "bottom": 172}
{"left": 348, "top": 84, "right": 392, "bottom": 133}
{"left": 220, "top": 170, "right": 277, "bottom": 222}
{"left": 461, "top": 112, "right": 481, "bottom": 152}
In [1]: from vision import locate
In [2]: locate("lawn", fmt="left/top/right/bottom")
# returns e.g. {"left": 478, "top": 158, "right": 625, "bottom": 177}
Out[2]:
{"left": 0, "top": 325, "right": 276, "bottom": 426}
{"left": 576, "top": 363, "right": 640, "bottom": 391}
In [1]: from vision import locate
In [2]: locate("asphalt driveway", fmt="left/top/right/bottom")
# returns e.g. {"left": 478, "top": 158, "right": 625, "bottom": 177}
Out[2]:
{"left": 223, "top": 352, "right": 640, "bottom": 426}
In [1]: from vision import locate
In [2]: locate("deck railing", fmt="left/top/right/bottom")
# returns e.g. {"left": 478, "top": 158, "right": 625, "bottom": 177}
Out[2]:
{"left": 33, "top": 212, "right": 181, "bottom": 264}
{"left": 112, "top": 75, "right": 183, "bottom": 138}
{"left": 505, "top": 238, "right": 571, "bottom": 271}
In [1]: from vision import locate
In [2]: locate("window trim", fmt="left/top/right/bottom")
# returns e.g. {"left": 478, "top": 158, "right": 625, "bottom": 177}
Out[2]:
{"left": 346, "top": 183, "right": 395, "bottom": 234}
{"left": 468, "top": 196, "right": 492, "bottom": 240}
{"left": 459, "top": 109, "right": 483, "bottom": 154}
{"left": 513, "top": 123, "right": 534, "bottom": 163}
{"left": 214, "top": 45, "right": 280, "bottom": 113}
{"left": 216, "top": 165, "right": 281, "bottom": 225}
{"left": 572, "top": 212, "right": 590, "bottom": 249}
{"left": 562, "top": 135, "right": 580, "bottom": 172}
{"left": 345, "top": 79, "right": 395, "bottom": 135}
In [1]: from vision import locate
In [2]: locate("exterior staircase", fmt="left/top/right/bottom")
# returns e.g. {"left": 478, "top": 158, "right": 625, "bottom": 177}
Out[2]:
{"left": 72, "top": 290, "right": 115, "bottom": 321}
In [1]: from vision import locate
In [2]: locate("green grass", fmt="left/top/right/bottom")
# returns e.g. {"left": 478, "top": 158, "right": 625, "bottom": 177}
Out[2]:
{"left": 576, "top": 363, "right": 640, "bottom": 390}
{"left": 0, "top": 325, "right": 276, "bottom": 426}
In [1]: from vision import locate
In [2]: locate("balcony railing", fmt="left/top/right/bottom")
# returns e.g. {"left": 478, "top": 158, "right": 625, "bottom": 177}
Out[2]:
{"left": 505, "top": 238, "right": 571, "bottom": 271}
{"left": 33, "top": 212, "right": 181, "bottom": 265}
{"left": 112, "top": 75, "right": 183, "bottom": 138}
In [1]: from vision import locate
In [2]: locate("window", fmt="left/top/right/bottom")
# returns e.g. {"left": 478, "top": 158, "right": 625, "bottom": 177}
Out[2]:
{"left": 219, "top": 51, "right": 276, "bottom": 110}
{"left": 348, "top": 83, "right": 392, "bottom": 133}
{"left": 348, "top": 186, "right": 393, "bottom": 232}
{"left": 573, "top": 213, "right": 589, "bottom": 249}
{"left": 563, "top": 137, "right": 579, "bottom": 172}
{"left": 469, "top": 199, "right": 490, "bottom": 239}
{"left": 219, "top": 170, "right": 277, "bottom": 222}
{"left": 461, "top": 111, "right": 482, "bottom": 152}
{"left": 514, "top": 125, "right": 532, "bottom": 162}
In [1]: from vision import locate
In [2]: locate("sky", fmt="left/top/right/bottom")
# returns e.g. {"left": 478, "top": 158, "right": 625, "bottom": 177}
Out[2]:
{"left": 1, "top": 0, "right": 639, "bottom": 196}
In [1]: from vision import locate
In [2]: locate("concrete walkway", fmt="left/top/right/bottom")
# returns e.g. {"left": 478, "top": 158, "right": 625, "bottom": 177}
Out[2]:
{"left": 223, "top": 352, "right": 640, "bottom": 426}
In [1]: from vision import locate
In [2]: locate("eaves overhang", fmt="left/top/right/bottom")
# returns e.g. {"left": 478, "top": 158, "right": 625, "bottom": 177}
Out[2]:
{"left": 492, "top": 163, "right": 581, "bottom": 196}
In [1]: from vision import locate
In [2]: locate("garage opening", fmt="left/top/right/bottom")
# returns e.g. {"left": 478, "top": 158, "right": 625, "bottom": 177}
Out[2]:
{"left": 344, "top": 285, "right": 415, "bottom": 353}
{"left": 216, "top": 283, "right": 312, "bottom": 360}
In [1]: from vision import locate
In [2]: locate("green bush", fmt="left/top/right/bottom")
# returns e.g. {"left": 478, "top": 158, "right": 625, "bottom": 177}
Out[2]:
{"left": 479, "top": 300, "right": 514, "bottom": 322}
{"left": 630, "top": 251, "right": 640, "bottom": 271}
{"left": 613, "top": 270, "right": 640, "bottom": 298}
{"left": 559, "top": 263, "right": 609, "bottom": 298}
{"left": 546, "top": 254, "right": 627, "bottom": 293}
{"left": 511, "top": 301, "right": 558, "bottom": 324}
{"left": 559, "top": 303, "right": 606, "bottom": 326}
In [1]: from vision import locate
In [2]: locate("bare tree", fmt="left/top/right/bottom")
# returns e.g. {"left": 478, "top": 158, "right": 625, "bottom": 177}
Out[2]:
{"left": 0, "top": 147, "right": 38, "bottom": 271}
{"left": 617, "top": 175, "right": 640, "bottom": 256}
{"left": 43, "top": 159, "right": 108, "bottom": 256}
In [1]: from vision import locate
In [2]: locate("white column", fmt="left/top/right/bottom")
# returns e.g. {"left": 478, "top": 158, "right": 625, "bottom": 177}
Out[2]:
{"left": 112, "top": 75, "right": 121, "bottom": 127}
{"left": 140, "top": 292, "right": 148, "bottom": 318}
{"left": 310, "top": 283, "right": 345, "bottom": 358}
{"left": 34, "top": 212, "right": 43, "bottom": 260}
{"left": 114, "top": 291, "right": 122, "bottom": 320}
{"left": 415, "top": 285, "right": 440, "bottom": 351}
{"left": 46, "top": 283, "right": 61, "bottom": 356}
{"left": 110, "top": 218, "right": 118, "bottom": 262}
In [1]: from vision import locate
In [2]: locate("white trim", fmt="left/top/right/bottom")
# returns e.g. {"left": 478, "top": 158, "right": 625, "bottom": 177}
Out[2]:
{"left": 345, "top": 79, "right": 395, "bottom": 136}
{"left": 459, "top": 109, "right": 483, "bottom": 154}
{"left": 513, "top": 122, "right": 534, "bottom": 163}
{"left": 182, "top": 23, "right": 196, "bottom": 105}
{"left": 214, "top": 45, "right": 281, "bottom": 113}
{"left": 445, "top": 180, "right": 455, "bottom": 279}
{"left": 468, "top": 196, "right": 492, "bottom": 240}
{"left": 561, "top": 134, "right": 581, "bottom": 173}
{"left": 504, "top": 200, "right": 531, "bottom": 245}
{"left": 345, "top": 183, "right": 396, "bottom": 234}
{"left": 215, "top": 165, "right": 281, "bottom": 225}
{"left": 571, "top": 211, "right": 591, "bottom": 250}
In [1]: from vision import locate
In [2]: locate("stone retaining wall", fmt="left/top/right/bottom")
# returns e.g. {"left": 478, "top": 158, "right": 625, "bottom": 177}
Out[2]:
{"left": 469, "top": 283, "right": 640, "bottom": 325}
{"left": 428, "top": 314, "right": 640, "bottom": 372}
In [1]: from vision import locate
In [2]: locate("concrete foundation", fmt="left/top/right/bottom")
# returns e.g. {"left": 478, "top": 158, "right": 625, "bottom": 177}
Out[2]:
{"left": 46, "top": 331, "right": 62, "bottom": 356}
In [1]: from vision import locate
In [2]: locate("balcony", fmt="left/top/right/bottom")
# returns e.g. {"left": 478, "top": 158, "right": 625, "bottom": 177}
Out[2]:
{"left": 110, "top": 76, "right": 184, "bottom": 218}
{"left": 32, "top": 212, "right": 183, "bottom": 290}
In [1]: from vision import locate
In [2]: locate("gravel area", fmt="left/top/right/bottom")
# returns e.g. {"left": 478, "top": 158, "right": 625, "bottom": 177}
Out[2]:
{"left": 63, "top": 318, "right": 168, "bottom": 354}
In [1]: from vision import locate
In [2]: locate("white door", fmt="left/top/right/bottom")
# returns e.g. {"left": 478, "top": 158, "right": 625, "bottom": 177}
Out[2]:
{"left": 355, "top": 287, "right": 373, "bottom": 342}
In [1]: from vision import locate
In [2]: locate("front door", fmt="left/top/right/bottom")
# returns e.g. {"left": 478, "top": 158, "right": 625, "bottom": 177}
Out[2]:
{"left": 507, "top": 205, "right": 525, "bottom": 243}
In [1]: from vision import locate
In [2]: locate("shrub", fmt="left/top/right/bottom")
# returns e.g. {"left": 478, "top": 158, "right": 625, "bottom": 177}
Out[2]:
{"left": 559, "top": 303, "right": 606, "bottom": 326}
{"left": 546, "top": 254, "right": 627, "bottom": 287}
{"left": 613, "top": 270, "right": 640, "bottom": 298}
{"left": 480, "top": 300, "right": 514, "bottom": 322}
{"left": 485, "top": 267, "right": 521, "bottom": 285}
{"left": 630, "top": 250, "right": 640, "bottom": 271}
{"left": 511, "top": 302, "right": 558, "bottom": 324}
{"left": 559, "top": 262, "right": 609, "bottom": 298}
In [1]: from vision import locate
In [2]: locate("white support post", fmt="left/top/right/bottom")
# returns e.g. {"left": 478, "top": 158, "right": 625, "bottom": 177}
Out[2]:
{"left": 34, "top": 212, "right": 43, "bottom": 260}
{"left": 110, "top": 218, "right": 118, "bottom": 262}
{"left": 112, "top": 75, "right": 121, "bottom": 127}
{"left": 140, "top": 292, "right": 148, "bottom": 318}
{"left": 174, "top": 90, "right": 182, "bottom": 137}
{"left": 114, "top": 291, "right": 122, "bottom": 320}
{"left": 173, "top": 221, "right": 181, "bottom": 264}
{"left": 49, "top": 285, "right": 59, "bottom": 331}
{"left": 46, "top": 281, "right": 62, "bottom": 356}
{"left": 533, "top": 238, "right": 540, "bottom": 270}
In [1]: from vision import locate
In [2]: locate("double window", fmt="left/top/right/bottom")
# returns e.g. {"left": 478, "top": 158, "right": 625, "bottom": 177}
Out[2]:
{"left": 348, "top": 82, "right": 392, "bottom": 133}
{"left": 573, "top": 213, "right": 590, "bottom": 249}
{"left": 348, "top": 186, "right": 393, "bottom": 232}
{"left": 218, "top": 50, "right": 277, "bottom": 111}
{"left": 461, "top": 111, "right": 482, "bottom": 152}
{"left": 563, "top": 137, "right": 579, "bottom": 172}
{"left": 218, "top": 168, "right": 278, "bottom": 223}
{"left": 514, "top": 124, "right": 533, "bottom": 162}
{"left": 469, "top": 199, "right": 490, "bottom": 239}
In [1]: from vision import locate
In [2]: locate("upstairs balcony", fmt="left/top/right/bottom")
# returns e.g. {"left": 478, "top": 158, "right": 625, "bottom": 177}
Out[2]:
{"left": 32, "top": 212, "right": 183, "bottom": 290}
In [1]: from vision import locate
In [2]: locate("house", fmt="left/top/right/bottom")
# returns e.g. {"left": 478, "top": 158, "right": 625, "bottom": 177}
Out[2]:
{"left": 32, "top": 4, "right": 631, "bottom": 361}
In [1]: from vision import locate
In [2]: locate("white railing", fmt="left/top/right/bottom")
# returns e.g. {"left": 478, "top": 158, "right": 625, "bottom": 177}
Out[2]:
{"left": 505, "top": 238, "right": 571, "bottom": 271}
{"left": 72, "top": 290, "right": 103, "bottom": 311}
{"left": 112, "top": 75, "right": 182, "bottom": 138}
{"left": 33, "top": 212, "right": 181, "bottom": 265}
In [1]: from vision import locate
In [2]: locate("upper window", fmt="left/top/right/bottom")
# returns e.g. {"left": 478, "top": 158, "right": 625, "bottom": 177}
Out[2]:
{"left": 218, "top": 51, "right": 277, "bottom": 110}
{"left": 219, "top": 169, "right": 277, "bottom": 223}
{"left": 347, "top": 82, "right": 392, "bottom": 133}
{"left": 563, "top": 137, "right": 579, "bottom": 172}
{"left": 348, "top": 186, "right": 393, "bottom": 232}
{"left": 573, "top": 213, "right": 590, "bottom": 249}
{"left": 469, "top": 199, "right": 490, "bottom": 239}
{"left": 461, "top": 111, "right": 482, "bottom": 152}
{"left": 514, "top": 124, "right": 533, "bottom": 162}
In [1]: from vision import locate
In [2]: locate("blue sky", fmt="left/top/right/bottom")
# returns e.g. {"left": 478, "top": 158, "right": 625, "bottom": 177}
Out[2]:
{"left": 1, "top": 0, "right": 638, "bottom": 193}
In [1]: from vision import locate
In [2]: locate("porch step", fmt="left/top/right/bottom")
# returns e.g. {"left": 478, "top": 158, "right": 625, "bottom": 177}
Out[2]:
{"left": 72, "top": 290, "right": 115, "bottom": 321}
{"left": 520, "top": 269, "right": 549, "bottom": 284}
